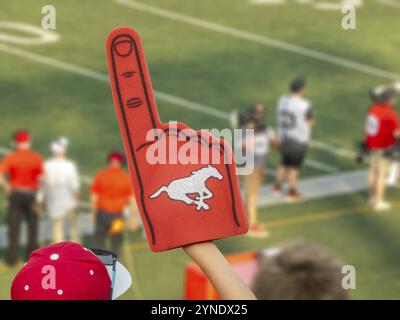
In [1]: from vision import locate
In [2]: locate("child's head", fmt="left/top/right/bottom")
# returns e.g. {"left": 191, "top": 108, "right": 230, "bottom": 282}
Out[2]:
{"left": 11, "top": 242, "right": 132, "bottom": 300}
{"left": 252, "top": 240, "right": 348, "bottom": 300}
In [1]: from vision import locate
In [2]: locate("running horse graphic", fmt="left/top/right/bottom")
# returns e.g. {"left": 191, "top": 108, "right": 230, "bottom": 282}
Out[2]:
{"left": 149, "top": 165, "right": 223, "bottom": 211}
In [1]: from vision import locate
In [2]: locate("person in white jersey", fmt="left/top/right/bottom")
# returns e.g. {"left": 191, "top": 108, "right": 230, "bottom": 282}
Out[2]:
{"left": 41, "top": 137, "right": 81, "bottom": 243}
{"left": 273, "top": 78, "right": 314, "bottom": 201}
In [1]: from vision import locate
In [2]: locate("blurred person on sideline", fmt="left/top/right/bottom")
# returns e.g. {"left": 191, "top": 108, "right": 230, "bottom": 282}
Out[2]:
{"left": 0, "top": 130, "right": 44, "bottom": 266}
{"left": 273, "top": 77, "right": 314, "bottom": 201}
{"left": 241, "top": 103, "right": 278, "bottom": 238}
{"left": 91, "top": 151, "right": 137, "bottom": 256}
{"left": 365, "top": 87, "right": 400, "bottom": 211}
{"left": 40, "top": 137, "right": 81, "bottom": 243}
{"left": 251, "top": 240, "right": 348, "bottom": 300}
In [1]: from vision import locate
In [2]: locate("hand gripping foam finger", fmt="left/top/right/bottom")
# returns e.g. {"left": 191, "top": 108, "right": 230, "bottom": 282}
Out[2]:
{"left": 106, "top": 27, "right": 248, "bottom": 252}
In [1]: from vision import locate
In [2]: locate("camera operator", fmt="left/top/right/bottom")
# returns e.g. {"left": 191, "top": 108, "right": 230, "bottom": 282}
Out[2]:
{"left": 365, "top": 87, "right": 400, "bottom": 211}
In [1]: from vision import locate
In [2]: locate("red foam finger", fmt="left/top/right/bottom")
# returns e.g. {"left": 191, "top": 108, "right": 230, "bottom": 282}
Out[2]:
{"left": 106, "top": 27, "right": 248, "bottom": 252}
{"left": 107, "top": 28, "right": 161, "bottom": 150}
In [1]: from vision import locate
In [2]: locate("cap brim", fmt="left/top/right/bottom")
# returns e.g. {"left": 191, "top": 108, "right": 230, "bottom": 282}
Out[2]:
{"left": 112, "top": 261, "right": 132, "bottom": 300}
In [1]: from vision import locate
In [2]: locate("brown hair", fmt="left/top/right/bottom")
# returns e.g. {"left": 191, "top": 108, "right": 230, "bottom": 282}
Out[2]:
{"left": 252, "top": 240, "right": 348, "bottom": 300}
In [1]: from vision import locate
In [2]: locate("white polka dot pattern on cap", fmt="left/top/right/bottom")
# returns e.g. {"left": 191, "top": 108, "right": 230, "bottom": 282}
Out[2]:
{"left": 89, "top": 270, "right": 94, "bottom": 276}
{"left": 24, "top": 285, "right": 29, "bottom": 291}
{"left": 57, "top": 289, "right": 63, "bottom": 295}
{"left": 50, "top": 253, "right": 59, "bottom": 261}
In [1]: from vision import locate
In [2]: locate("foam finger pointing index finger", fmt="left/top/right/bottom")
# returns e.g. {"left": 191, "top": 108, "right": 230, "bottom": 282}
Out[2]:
{"left": 107, "top": 27, "right": 161, "bottom": 150}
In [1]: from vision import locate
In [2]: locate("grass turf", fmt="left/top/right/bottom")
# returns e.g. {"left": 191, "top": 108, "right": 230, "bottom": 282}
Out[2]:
{"left": 0, "top": 0, "right": 399, "bottom": 299}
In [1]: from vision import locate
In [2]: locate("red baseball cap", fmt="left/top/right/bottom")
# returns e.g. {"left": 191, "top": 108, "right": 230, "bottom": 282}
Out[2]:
{"left": 13, "top": 130, "right": 30, "bottom": 144}
{"left": 11, "top": 242, "right": 132, "bottom": 300}
{"left": 107, "top": 151, "right": 125, "bottom": 163}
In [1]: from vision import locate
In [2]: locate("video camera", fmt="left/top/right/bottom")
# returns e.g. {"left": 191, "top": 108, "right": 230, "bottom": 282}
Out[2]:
{"left": 356, "top": 83, "right": 400, "bottom": 164}
{"left": 356, "top": 140, "right": 400, "bottom": 164}
{"left": 355, "top": 141, "right": 369, "bottom": 165}
{"left": 384, "top": 141, "right": 400, "bottom": 161}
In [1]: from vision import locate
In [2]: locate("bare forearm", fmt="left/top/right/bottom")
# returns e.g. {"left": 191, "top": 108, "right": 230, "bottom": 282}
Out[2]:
{"left": 183, "top": 242, "right": 256, "bottom": 300}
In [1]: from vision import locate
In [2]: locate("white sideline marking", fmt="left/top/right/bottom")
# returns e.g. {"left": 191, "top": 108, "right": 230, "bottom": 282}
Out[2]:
{"left": 0, "top": 169, "right": 369, "bottom": 248}
{"left": 259, "top": 169, "right": 368, "bottom": 207}
{"left": 154, "top": 91, "right": 228, "bottom": 120}
{"left": 0, "top": 22, "right": 59, "bottom": 45}
{"left": 249, "top": 0, "right": 285, "bottom": 5}
{"left": 0, "top": 43, "right": 350, "bottom": 166}
{"left": 305, "top": 159, "right": 338, "bottom": 173}
{"left": 116, "top": 0, "right": 400, "bottom": 81}
{"left": 377, "top": 0, "right": 400, "bottom": 8}
{"left": 0, "top": 43, "right": 109, "bottom": 82}
{"left": 309, "top": 140, "right": 356, "bottom": 159}
{"left": 0, "top": 43, "right": 228, "bottom": 120}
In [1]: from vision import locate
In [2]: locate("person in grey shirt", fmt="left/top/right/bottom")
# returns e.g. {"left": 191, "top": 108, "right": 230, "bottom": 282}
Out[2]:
{"left": 273, "top": 78, "right": 314, "bottom": 201}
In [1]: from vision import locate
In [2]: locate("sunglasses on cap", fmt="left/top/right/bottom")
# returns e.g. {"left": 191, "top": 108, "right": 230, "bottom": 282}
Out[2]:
{"left": 89, "top": 248, "right": 118, "bottom": 299}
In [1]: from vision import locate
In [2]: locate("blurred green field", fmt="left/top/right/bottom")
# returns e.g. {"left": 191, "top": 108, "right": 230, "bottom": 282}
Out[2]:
{"left": 1, "top": 0, "right": 400, "bottom": 299}
{"left": 3, "top": 0, "right": 394, "bottom": 173}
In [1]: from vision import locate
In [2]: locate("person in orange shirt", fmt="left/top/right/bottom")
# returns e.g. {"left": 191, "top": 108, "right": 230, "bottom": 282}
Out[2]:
{"left": 0, "top": 130, "right": 44, "bottom": 266}
{"left": 91, "top": 151, "right": 136, "bottom": 256}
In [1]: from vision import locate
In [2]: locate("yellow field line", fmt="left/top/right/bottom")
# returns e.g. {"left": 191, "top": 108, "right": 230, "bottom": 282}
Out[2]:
{"left": 126, "top": 241, "right": 148, "bottom": 252}
{"left": 267, "top": 201, "right": 400, "bottom": 229}
{"left": 266, "top": 205, "right": 368, "bottom": 229}
{"left": 0, "top": 264, "right": 8, "bottom": 273}
{"left": 123, "top": 201, "right": 400, "bottom": 253}
{"left": 2, "top": 201, "right": 399, "bottom": 275}
{"left": 0, "top": 261, "right": 25, "bottom": 274}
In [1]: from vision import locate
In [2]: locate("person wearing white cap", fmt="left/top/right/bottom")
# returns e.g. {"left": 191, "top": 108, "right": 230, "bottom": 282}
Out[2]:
{"left": 40, "top": 137, "right": 81, "bottom": 243}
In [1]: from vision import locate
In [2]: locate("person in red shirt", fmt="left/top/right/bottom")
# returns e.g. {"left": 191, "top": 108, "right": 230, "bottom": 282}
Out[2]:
{"left": 0, "top": 130, "right": 44, "bottom": 265}
{"left": 365, "top": 88, "right": 400, "bottom": 210}
{"left": 91, "top": 151, "right": 136, "bottom": 256}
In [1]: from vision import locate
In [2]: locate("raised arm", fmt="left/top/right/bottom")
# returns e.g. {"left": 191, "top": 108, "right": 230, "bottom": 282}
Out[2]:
{"left": 183, "top": 242, "right": 256, "bottom": 300}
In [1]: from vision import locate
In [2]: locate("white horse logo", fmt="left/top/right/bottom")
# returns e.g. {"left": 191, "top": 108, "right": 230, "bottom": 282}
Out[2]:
{"left": 149, "top": 165, "right": 223, "bottom": 211}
